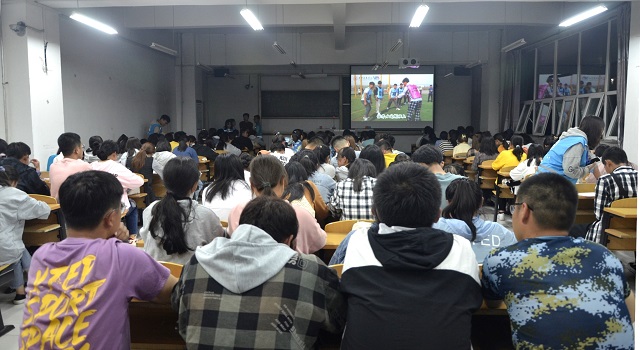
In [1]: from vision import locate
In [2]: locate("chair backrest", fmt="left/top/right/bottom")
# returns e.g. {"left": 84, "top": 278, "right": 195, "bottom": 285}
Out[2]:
{"left": 198, "top": 155, "right": 208, "bottom": 163}
{"left": 28, "top": 194, "right": 58, "bottom": 204}
{"left": 220, "top": 220, "right": 229, "bottom": 228}
{"left": 443, "top": 150, "right": 453, "bottom": 157}
{"left": 480, "top": 160, "right": 494, "bottom": 168}
{"left": 328, "top": 264, "right": 343, "bottom": 278}
{"left": 575, "top": 183, "right": 596, "bottom": 193}
{"left": 325, "top": 219, "right": 374, "bottom": 234}
{"left": 453, "top": 153, "right": 467, "bottom": 159}
{"left": 611, "top": 198, "right": 637, "bottom": 208}
{"left": 500, "top": 166, "right": 516, "bottom": 173}
{"left": 160, "top": 262, "right": 183, "bottom": 278}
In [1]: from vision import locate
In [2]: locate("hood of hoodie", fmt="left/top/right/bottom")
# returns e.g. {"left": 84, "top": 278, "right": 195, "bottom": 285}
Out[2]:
{"left": 195, "top": 224, "right": 297, "bottom": 294}
{"left": 559, "top": 127, "right": 587, "bottom": 141}
{"left": 367, "top": 225, "right": 454, "bottom": 270}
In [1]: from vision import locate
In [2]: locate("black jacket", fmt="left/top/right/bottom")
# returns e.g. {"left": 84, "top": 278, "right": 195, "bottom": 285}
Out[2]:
{"left": 0, "top": 157, "right": 50, "bottom": 195}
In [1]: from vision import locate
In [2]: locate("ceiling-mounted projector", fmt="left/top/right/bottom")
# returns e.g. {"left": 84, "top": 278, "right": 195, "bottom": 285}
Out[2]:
{"left": 399, "top": 58, "right": 420, "bottom": 69}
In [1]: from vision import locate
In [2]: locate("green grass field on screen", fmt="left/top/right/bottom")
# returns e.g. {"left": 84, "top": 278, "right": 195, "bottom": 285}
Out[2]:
{"left": 351, "top": 94, "right": 433, "bottom": 122}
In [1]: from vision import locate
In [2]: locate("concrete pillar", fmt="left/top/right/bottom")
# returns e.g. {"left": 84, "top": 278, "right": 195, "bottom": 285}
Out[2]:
{"left": 1, "top": 1, "right": 65, "bottom": 161}
{"left": 178, "top": 32, "right": 197, "bottom": 135}
{"left": 479, "top": 29, "right": 502, "bottom": 133}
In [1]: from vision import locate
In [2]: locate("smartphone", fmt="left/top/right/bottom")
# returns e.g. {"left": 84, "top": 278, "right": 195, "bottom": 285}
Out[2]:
{"left": 587, "top": 157, "right": 600, "bottom": 165}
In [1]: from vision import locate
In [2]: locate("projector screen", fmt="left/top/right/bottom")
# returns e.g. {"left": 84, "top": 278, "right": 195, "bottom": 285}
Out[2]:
{"left": 350, "top": 65, "right": 435, "bottom": 129}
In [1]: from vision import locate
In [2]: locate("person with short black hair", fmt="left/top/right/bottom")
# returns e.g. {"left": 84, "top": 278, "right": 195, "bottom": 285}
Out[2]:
{"left": 471, "top": 136, "right": 499, "bottom": 171}
{"left": 50, "top": 132, "right": 92, "bottom": 199}
{"left": 359, "top": 144, "right": 385, "bottom": 176}
{"left": 584, "top": 147, "right": 638, "bottom": 243}
{"left": 172, "top": 196, "right": 345, "bottom": 349}
{"left": 239, "top": 112, "right": 253, "bottom": 132}
{"left": 335, "top": 146, "right": 356, "bottom": 181}
{"left": 148, "top": 114, "right": 171, "bottom": 137}
{"left": 412, "top": 144, "right": 464, "bottom": 209}
{"left": 313, "top": 144, "right": 335, "bottom": 179}
{"left": 375, "top": 140, "right": 397, "bottom": 167}
{"left": 341, "top": 162, "right": 481, "bottom": 349}
{"left": 0, "top": 142, "right": 50, "bottom": 195}
{"left": 20, "top": 171, "right": 178, "bottom": 348}
{"left": 152, "top": 140, "right": 177, "bottom": 179}
{"left": 0, "top": 165, "right": 50, "bottom": 304}
{"left": 231, "top": 128, "right": 254, "bottom": 152}
{"left": 0, "top": 138, "right": 7, "bottom": 159}
{"left": 492, "top": 135, "right": 527, "bottom": 172}
{"left": 482, "top": 173, "right": 634, "bottom": 349}
{"left": 140, "top": 157, "right": 224, "bottom": 264}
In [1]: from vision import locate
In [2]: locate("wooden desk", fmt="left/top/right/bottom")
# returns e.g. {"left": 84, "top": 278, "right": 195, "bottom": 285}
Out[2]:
{"left": 129, "top": 301, "right": 184, "bottom": 349}
{"left": 323, "top": 233, "right": 347, "bottom": 250}
{"left": 604, "top": 207, "right": 637, "bottom": 219}
{"left": 48, "top": 203, "right": 60, "bottom": 211}
{"left": 497, "top": 170, "right": 511, "bottom": 178}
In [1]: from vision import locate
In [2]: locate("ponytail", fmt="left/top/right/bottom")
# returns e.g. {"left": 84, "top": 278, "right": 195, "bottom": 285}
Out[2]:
{"left": 511, "top": 136, "right": 525, "bottom": 161}
{"left": 148, "top": 157, "right": 199, "bottom": 255}
{"left": 132, "top": 143, "right": 155, "bottom": 171}
{"left": 443, "top": 178, "right": 483, "bottom": 241}
{"left": 249, "top": 155, "right": 287, "bottom": 197}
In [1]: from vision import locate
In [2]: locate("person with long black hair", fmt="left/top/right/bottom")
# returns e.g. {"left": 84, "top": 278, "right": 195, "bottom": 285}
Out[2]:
{"left": 84, "top": 135, "right": 103, "bottom": 163}
{"left": 119, "top": 137, "right": 141, "bottom": 166}
{"left": 172, "top": 133, "right": 198, "bottom": 162}
{"left": 433, "top": 178, "right": 516, "bottom": 263}
{"left": 471, "top": 136, "right": 499, "bottom": 171}
{"left": 127, "top": 142, "right": 157, "bottom": 205}
{"left": 539, "top": 116, "right": 604, "bottom": 183}
{"left": 329, "top": 158, "right": 377, "bottom": 221}
{"left": 335, "top": 147, "right": 356, "bottom": 181}
{"left": 283, "top": 161, "right": 329, "bottom": 224}
{"left": 293, "top": 150, "right": 336, "bottom": 203}
{"left": 0, "top": 165, "right": 50, "bottom": 304}
{"left": 140, "top": 157, "right": 224, "bottom": 264}
{"left": 202, "top": 154, "right": 253, "bottom": 221}
{"left": 358, "top": 144, "right": 385, "bottom": 176}
{"left": 509, "top": 144, "right": 545, "bottom": 194}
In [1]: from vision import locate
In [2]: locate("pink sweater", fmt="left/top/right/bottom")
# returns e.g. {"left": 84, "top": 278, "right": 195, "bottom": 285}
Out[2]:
{"left": 49, "top": 158, "right": 92, "bottom": 199}
{"left": 91, "top": 160, "right": 144, "bottom": 209}
{"left": 227, "top": 202, "right": 327, "bottom": 254}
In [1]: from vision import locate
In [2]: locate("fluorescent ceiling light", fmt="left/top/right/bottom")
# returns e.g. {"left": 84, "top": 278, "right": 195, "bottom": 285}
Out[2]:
{"left": 389, "top": 39, "right": 403, "bottom": 52}
{"left": 69, "top": 13, "right": 118, "bottom": 35}
{"left": 381, "top": 60, "right": 389, "bottom": 69}
{"left": 196, "top": 62, "right": 213, "bottom": 72}
{"left": 150, "top": 42, "right": 178, "bottom": 56}
{"left": 501, "top": 38, "right": 526, "bottom": 52}
{"left": 290, "top": 61, "right": 297, "bottom": 67}
{"left": 409, "top": 4, "right": 429, "bottom": 28}
{"left": 465, "top": 61, "right": 482, "bottom": 68}
{"left": 444, "top": 73, "right": 453, "bottom": 78}
{"left": 273, "top": 42, "right": 286, "bottom": 54}
{"left": 240, "top": 8, "right": 264, "bottom": 31}
{"left": 371, "top": 64, "right": 380, "bottom": 71}
{"left": 559, "top": 5, "right": 607, "bottom": 27}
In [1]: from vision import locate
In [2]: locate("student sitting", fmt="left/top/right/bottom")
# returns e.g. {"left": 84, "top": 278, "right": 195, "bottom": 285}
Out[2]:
{"left": 481, "top": 173, "right": 634, "bottom": 349}
{"left": 20, "top": 171, "right": 177, "bottom": 349}
{"left": 376, "top": 140, "right": 397, "bottom": 168}
{"left": 359, "top": 144, "right": 386, "bottom": 176}
{"left": 452, "top": 133, "right": 471, "bottom": 156}
{"left": 509, "top": 143, "right": 544, "bottom": 194}
{"left": 217, "top": 132, "right": 242, "bottom": 156}
{"left": 92, "top": 140, "right": 144, "bottom": 237}
{"left": 192, "top": 130, "right": 218, "bottom": 161}
{"left": 202, "top": 154, "right": 253, "bottom": 221}
{"left": 314, "top": 144, "right": 335, "bottom": 179}
{"left": 492, "top": 135, "right": 527, "bottom": 172}
{"left": 335, "top": 146, "right": 356, "bottom": 182}
{"left": 471, "top": 136, "right": 499, "bottom": 171}
{"left": 0, "top": 165, "right": 51, "bottom": 304}
{"left": 0, "top": 138, "right": 7, "bottom": 159}
{"left": 119, "top": 137, "right": 141, "bottom": 166}
{"left": 227, "top": 155, "right": 327, "bottom": 254}
{"left": 84, "top": 135, "right": 103, "bottom": 163}
{"left": 284, "top": 161, "right": 329, "bottom": 224}
{"left": 49, "top": 132, "right": 92, "bottom": 199}
{"left": 172, "top": 196, "right": 346, "bottom": 349}
{"left": 0, "top": 142, "right": 50, "bottom": 195}
{"left": 585, "top": 147, "right": 638, "bottom": 243}
{"left": 341, "top": 162, "right": 481, "bottom": 349}
{"left": 329, "top": 159, "right": 377, "bottom": 221}
{"left": 433, "top": 178, "right": 516, "bottom": 263}
{"left": 127, "top": 142, "right": 157, "bottom": 205}
{"left": 140, "top": 157, "right": 223, "bottom": 265}
{"left": 294, "top": 150, "right": 336, "bottom": 203}
{"left": 412, "top": 144, "right": 464, "bottom": 209}
{"left": 152, "top": 140, "right": 177, "bottom": 180}
{"left": 172, "top": 133, "right": 198, "bottom": 162}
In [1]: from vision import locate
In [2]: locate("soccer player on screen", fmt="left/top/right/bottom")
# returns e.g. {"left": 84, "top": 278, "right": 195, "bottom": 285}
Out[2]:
{"left": 387, "top": 84, "right": 399, "bottom": 111}
{"left": 398, "top": 78, "right": 422, "bottom": 122}
{"left": 375, "top": 81, "right": 384, "bottom": 115}
{"left": 361, "top": 82, "right": 375, "bottom": 121}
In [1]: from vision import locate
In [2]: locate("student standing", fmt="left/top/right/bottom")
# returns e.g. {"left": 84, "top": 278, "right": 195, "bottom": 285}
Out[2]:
{"left": 397, "top": 78, "right": 423, "bottom": 121}
{"left": 361, "top": 82, "right": 375, "bottom": 121}
{"left": 148, "top": 114, "right": 171, "bottom": 137}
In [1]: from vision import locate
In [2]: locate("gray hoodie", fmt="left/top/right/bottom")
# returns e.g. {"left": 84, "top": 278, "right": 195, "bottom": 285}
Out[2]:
{"left": 194, "top": 224, "right": 296, "bottom": 294}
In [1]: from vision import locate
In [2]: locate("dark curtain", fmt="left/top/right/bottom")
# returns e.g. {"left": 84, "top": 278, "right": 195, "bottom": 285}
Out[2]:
{"left": 616, "top": 3, "right": 631, "bottom": 147}
{"left": 500, "top": 51, "right": 519, "bottom": 131}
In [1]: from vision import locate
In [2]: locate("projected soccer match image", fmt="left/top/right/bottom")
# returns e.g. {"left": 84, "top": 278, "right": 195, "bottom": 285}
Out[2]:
{"left": 351, "top": 73, "right": 434, "bottom": 123}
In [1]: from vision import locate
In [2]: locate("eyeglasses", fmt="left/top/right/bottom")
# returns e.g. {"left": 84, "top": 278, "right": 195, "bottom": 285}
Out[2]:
{"left": 510, "top": 202, "right": 533, "bottom": 213}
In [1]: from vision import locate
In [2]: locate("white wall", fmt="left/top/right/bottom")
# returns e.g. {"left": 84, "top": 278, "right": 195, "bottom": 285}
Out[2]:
{"left": 60, "top": 18, "right": 176, "bottom": 143}
{"left": 624, "top": 2, "right": 640, "bottom": 164}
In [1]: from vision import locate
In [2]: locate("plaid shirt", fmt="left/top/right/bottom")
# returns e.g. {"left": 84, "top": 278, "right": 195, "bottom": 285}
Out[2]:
{"left": 172, "top": 254, "right": 346, "bottom": 350}
{"left": 329, "top": 176, "right": 376, "bottom": 221}
{"left": 586, "top": 166, "right": 638, "bottom": 243}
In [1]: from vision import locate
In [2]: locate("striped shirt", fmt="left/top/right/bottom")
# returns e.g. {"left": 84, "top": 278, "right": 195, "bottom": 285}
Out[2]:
{"left": 586, "top": 166, "right": 638, "bottom": 243}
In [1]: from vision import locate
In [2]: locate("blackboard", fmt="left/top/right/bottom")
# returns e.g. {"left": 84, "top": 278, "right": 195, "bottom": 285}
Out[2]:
{"left": 261, "top": 91, "right": 340, "bottom": 118}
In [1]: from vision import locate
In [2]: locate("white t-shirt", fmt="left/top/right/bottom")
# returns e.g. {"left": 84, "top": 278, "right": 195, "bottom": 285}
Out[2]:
{"left": 202, "top": 180, "right": 253, "bottom": 221}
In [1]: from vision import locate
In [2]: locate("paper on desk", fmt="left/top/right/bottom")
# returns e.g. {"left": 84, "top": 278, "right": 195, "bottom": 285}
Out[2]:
{"left": 579, "top": 192, "right": 596, "bottom": 198}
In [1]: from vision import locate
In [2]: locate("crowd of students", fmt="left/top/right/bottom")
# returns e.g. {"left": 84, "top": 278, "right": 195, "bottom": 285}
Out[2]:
{"left": 0, "top": 113, "right": 636, "bottom": 349}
